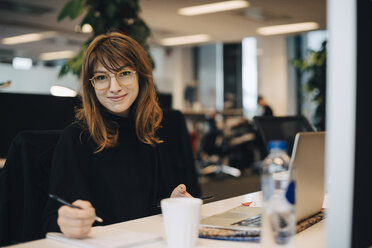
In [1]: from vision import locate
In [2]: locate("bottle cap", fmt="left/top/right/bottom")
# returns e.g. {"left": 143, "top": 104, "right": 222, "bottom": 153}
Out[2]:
{"left": 268, "top": 140, "right": 288, "bottom": 151}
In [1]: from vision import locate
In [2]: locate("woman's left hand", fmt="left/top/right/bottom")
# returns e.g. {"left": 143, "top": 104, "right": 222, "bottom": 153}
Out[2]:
{"left": 170, "top": 184, "right": 193, "bottom": 198}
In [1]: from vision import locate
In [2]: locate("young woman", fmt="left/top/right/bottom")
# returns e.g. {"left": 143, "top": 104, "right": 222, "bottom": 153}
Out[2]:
{"left": 42, "top": 32, "right": 192, "bottom": 238}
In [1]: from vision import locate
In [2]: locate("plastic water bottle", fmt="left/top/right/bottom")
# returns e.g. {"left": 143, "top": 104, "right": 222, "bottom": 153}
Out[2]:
{"left": 261, "top": 140, "right": 295, "bottom": 247}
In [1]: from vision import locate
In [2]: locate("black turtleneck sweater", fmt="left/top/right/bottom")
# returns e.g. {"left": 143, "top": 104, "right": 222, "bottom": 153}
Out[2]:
{"left": 42, "top": 114, "right": 170, "bottom": 232}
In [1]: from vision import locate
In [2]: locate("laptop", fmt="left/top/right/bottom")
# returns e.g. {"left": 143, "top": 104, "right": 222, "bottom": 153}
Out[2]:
{"left": 200, "top": 131, "right": 326, "bottom": 231}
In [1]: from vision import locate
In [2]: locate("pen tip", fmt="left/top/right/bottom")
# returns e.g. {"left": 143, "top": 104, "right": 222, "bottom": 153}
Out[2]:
{"left": 96, "top": 216, "right": 104, "bottom": 223}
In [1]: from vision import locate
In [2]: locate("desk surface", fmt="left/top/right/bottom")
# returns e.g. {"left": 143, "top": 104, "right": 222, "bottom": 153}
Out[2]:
{"left": 8, "top": 192, "right": 325, "bottom": 248}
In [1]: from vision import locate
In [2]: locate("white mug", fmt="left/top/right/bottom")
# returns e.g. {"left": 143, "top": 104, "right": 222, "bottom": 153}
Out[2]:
{"left": 161, "top": 197, "right": 202, "bottom": 248}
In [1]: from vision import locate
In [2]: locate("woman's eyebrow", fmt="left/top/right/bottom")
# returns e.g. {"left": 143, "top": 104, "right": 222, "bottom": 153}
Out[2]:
{"left": 93, "top": 65, "right": 131, "bottom": 74}
{"left": 118, "top": 65, "right": 131, "bottom": 70}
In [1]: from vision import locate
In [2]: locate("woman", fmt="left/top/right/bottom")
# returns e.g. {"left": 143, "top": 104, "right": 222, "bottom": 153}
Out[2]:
{"left": 42, "top": 32, "right": 192, "bottom": 238}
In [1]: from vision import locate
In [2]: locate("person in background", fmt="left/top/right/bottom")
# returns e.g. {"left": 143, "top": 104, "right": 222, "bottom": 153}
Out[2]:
{"left": 42, "top": 32, "right": 191, "bottom": 239}
{"left": 184, "top": 80, "right": 197, "bottom": 109}
{"left": 257, "top": 95, "right": 274, "bottom": 116}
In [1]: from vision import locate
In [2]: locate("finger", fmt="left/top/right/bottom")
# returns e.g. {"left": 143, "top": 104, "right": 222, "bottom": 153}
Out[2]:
{"left": 177, "top": 184, "right": 187, "bottom": 193}
{"left": 171, "top": 184, "right": 192, "bottom": 198}
{"left": 58, "top": 205, "right": 96, "bottom": 219}
{"left": 61, "top": 225, "right": 92, "bottom": 239}
{"left": 176, "top": 190, "right": 193, "bottom": 198}
{"left": 183, "top": 191, "right": 193, "bottom": 198}
{"left": 58, "top": 215, "right": 95, "bottom": 228}
{"left": 172, "top": 184, "right": 186, "bottom": 196}
{"left": 73, "top": 200, "right": 93, "bottom": 209}
{"left": 170, "top": 187, "right": 181, "bottom": 197}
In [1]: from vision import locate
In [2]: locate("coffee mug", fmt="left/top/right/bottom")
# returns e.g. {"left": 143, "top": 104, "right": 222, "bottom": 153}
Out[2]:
{"left": 161, "top": 197, "right": 202, "bottom": 248}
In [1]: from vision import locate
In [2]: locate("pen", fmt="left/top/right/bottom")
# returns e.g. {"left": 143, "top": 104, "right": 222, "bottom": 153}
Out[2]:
{"left": 49, "top": 194, "right": 103, "bottom": 223}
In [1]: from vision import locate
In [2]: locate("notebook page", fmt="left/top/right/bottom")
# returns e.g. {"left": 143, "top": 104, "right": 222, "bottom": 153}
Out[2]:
{"left": 47, "top": 226, "right": 162, "bottom": 248}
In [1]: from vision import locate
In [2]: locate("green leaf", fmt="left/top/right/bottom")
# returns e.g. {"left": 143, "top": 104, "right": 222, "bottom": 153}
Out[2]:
{"left": 57, "top": 0, "right": 86, "bottom": 21}
{"left": 129, "top": 19, "right": 150, "bottom": 44}
{"left": 105, "top": 3, "right": 117, "bottom": 18}
{"left": 124, "top": 0, "right": 140, "bottom": 12}
{"left": 58, "top": 45, "right": 87, "bottom": 78}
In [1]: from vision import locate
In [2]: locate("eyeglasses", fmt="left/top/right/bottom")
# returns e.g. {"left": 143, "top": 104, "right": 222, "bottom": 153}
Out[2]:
{"left": 89, "top": 69, "right": 137, "bottom": 90}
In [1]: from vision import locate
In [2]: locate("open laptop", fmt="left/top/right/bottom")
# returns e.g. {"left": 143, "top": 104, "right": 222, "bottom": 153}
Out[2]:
{"left": 200, "top": 131, "right": 326, "bottom": 231}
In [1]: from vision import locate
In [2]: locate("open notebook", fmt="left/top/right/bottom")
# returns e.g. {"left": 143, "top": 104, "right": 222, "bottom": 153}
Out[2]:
{"left": 47, "top": 227, "right": 162, "bottom": 248}
{"left": 200, "top": 131, "right": 326, "bottom": 234}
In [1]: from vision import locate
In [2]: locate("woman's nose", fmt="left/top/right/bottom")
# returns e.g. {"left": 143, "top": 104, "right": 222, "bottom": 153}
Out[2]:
{"left": 109, "top": 76, "right": 122, "bottom": 92}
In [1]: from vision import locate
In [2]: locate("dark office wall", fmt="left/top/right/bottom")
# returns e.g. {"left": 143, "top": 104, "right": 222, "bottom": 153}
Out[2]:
{"left": 0, "top": 93, "right": 80, "bottom": 157}
{"left": 351, "top": 0, "right": 372, "bottom": 247}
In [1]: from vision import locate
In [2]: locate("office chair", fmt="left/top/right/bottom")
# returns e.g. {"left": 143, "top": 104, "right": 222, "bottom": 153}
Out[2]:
{"left": 224, "top": 118, "right": 257, "bottom": 171}
{"left": 196, "top": 117, "right": 241, "bottom": 178}
{"left": 253, "top": 115, "right": 315, "bottom": 158}
{"left": 0, "top": 130, "right": 62, "bottom": 246}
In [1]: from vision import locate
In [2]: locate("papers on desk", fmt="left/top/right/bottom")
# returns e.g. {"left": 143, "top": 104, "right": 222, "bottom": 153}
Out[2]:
{"left": 46, "top": 227, "right": 162, "bottom": 248}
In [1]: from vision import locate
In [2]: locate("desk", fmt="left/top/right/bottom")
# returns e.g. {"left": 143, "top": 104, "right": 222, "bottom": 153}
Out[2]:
{"left": 8, "top": 192, "right": 325, "bottom": 248}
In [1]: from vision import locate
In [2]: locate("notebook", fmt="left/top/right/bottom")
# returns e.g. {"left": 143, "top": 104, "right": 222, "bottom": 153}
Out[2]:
{"left": 200, "top": 131, "right": 326, "bottom": 232}
{"left": 46, "top": 227, "right": 162, "bottom": 248}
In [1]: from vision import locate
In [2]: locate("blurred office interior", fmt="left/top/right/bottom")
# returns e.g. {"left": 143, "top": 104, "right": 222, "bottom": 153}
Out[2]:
{"left": 1, "top": 0, "right": 371, "bottom": 247}
{"left": 0, "top": 0, "right": 327, "bottom": 200}
{"left": 0, "top": 0, "right": 372, "bottom": 247}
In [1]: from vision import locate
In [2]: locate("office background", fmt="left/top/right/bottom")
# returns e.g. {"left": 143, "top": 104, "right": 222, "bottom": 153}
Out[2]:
{"left": 0, "top": 0, "right": 328, "bottom": 205}
{"left": 0, "top": 0, "right": 370, "bottom": 247}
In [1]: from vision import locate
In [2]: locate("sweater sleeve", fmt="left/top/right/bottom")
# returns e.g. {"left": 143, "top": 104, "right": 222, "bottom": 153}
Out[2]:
{"left": 41, "top": 123, "right": 92, "bottom": 233}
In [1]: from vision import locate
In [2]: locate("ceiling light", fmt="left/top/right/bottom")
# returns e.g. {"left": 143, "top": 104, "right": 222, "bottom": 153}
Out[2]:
{"left": 50, "top": 85, "right": 77, "bottom": 97}
{"left": 40, "top": 50, "right": 76, "bottom": 61}
{"left": 161, "top": 34, "right": 210, "bottom": 46}
{"left": 178, "top": 0, "right": 249, "bottom": 16}
{"left": 12, "top": 57, "right": 32, "bottom": 70}
{"left": 81, "top": 24, "right": 93, "bottom": 33}
{"left": 2, "top": 31, "right": 57, "bottom": 45}
{"left": 257, "top": 22, "right": 319, "bottom": 36}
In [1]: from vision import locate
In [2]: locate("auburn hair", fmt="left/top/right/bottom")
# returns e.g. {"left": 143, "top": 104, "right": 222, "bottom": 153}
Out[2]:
{"left": 76, "top": 32, "right": 163, "bottom": 153}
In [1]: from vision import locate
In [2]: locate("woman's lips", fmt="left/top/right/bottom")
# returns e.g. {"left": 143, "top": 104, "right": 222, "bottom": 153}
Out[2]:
{"left": 108, "top": 94, "right": 127, "bottom": 102}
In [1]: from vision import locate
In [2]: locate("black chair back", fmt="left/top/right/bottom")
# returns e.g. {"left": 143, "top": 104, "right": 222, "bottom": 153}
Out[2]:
{"left": 0, "top": 130, "right": 61, "bottom": 246}
{"left": 0, "top": 92, "right": 79, "bottom": 158}
{"left": 253, "top": 115, "right": 314, "bottom": 157}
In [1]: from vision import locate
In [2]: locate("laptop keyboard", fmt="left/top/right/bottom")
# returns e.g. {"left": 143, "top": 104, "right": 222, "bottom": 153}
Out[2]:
{"left": 232, "top": 214, "right": 262, "bottom": 227}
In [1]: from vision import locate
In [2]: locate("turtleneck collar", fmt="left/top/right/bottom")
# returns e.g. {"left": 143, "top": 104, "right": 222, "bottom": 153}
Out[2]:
{"left": 102, "top": 109, "right": 136, "bottom": 131}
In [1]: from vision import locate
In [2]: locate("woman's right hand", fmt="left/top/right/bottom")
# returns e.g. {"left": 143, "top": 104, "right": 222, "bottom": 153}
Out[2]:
{"left": 57, "top": 200, "right": 96, "bottom": 238}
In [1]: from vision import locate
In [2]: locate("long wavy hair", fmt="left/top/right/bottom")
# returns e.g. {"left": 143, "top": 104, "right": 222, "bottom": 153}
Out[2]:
{"left": 76, "top": 32, "right": 163, "bottom": 153}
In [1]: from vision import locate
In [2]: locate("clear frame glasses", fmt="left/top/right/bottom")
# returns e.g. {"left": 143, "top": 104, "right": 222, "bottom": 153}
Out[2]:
{"left": 89, "top": 69, "right": 137, "bottom": 90}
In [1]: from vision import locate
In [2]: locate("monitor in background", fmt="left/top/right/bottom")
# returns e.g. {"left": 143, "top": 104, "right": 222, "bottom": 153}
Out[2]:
{"left": 253, "top": 115, "right": 314, "bottom": 157}
{"left": 0, "top": 92, "right": 80, "bottom": 158}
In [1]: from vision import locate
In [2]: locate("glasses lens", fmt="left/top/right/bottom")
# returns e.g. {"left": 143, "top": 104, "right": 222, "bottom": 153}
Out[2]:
{"left": 93, "top": 74, "right": 109, "bottom": 90}
{"left": 117, "top": 70, "right": 135, "bottom": 85}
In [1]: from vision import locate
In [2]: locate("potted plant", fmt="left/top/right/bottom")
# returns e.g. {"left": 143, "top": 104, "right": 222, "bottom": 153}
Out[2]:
{"left": 57, "top": 0, "right": 153, "bottom": 78}
{"left": 293, "top": 41, "right": 327, "bottom": 131}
